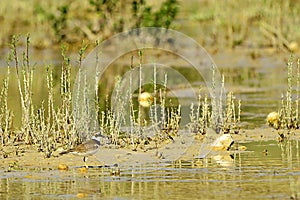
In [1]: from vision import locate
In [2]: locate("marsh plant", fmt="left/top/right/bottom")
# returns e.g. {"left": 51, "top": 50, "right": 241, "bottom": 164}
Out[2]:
{"left": 269, "top": 56, "right": 300, "bottom": 131}
{"left": 188, "top": 74, "right": 241, "bottom": 136}
{"left": 265, "top": 56, "right": 300, "bottom": 142}
{"left": 0, "top": 36, "right": 85, "bottom": 157}
{"left": 0, "top": 36, "right": 241, "bottom": 157}
{"left": 0, "top": 59, "right": 12, "bottom": 146}
{"left": 98, "top": 53, "right": 182, "bottom": 152}
{"left": 102, "top": 55, "right": 241, "bottom": 152}
{"left": 10, "top": 35, "right": 34, "bottom": 144}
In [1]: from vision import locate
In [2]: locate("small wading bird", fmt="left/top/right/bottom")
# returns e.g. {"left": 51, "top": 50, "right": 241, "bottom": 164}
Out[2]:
{"left": 60, "top": 132, "right": 106, "bottom": 168}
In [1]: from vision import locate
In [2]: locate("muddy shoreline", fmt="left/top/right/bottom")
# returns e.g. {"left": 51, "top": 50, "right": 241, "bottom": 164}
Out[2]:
{"left": 1, "top": 128, "right": 299, "bottom": 171}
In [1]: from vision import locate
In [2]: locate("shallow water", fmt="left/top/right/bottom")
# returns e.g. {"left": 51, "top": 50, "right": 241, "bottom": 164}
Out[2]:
{"left": 0, "top": 45, "right": 297, "bottom": 200}
{"left": 1, "top": 140, "right": 299, "bottom": 199}
{"left": 0, "top": 7, "right": 298, "bottom": 199}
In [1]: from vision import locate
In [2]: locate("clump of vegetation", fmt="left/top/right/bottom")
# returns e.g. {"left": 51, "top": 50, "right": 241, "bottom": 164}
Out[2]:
{"left": 0, "top": 1, "right": 179, "bottom": 47}
{"left": 33, "top": 0, "right": 178, "bottom": 45}
{"left": 1, "top": 0, "right": 300, "bottom": 52}
{"left": 0, "top": 35, "right": 241, "bottom": 158}
{"left": 266, "top": 56, "right": 299, "bottom": 142}
{"left": 98, "top": 52, "right": 182, "bottom": 152}
{"left": 0, "top": 55, "right": 12, "bottom": 146}
{"left": 188, "top": 75, "right": 241, "bottom": 137}
{"left": 278, "top": 57, "right": 300, "bottom": 130}
{"left": 189, "top": 0, "right": 300, "bottom": 51}
{"left": 0, "top": 36, "right": 84, "bottom": 157}
{"left": 35, "top": 3, "right": 70, "bottom": 43}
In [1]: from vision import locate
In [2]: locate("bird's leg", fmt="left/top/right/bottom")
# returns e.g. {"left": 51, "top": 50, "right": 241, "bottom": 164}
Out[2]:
{"left": 83, "top": 157, "right": 88, "bottom": 168}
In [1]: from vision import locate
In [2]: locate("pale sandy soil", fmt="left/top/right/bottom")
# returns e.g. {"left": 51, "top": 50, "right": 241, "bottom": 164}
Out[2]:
{"left": 0, "top": 128, "right": 299, "bottom": 171}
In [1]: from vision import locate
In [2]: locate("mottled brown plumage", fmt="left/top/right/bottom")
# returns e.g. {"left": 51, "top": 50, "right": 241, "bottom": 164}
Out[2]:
{"left": 60, "top": 133, "right": 105, "bottom": 167}
{"left": 66, "top": 138, "right": 100, "bottom": 156}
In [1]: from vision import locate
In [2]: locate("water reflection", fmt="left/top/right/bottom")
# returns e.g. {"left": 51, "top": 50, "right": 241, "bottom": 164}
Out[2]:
{"left": 0, "top": 140, "right": 299, "bottom": 199}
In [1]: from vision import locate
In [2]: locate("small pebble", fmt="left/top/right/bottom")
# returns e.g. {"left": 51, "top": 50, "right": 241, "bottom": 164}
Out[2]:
{"left": 238, "top": 145, "right": 247, "bottom": 151}
{"left": 77, "top": 193, "right": 88, "bottom": 198}
{"left": 78, "top": 167, "right": 88, "bottom": 173}
{"left": 58, "top": 163, "right": 69, "bottom": 171}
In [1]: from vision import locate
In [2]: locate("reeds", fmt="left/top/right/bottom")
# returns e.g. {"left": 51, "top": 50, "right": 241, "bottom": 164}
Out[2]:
{"left": 188, "top": 91, "right": 240, "bottom": 135}
{"left": 97, "top": 50, "right": 183, "bottom": 151}
{"left": 3, "top": 36, "right": 84, "bottom": 156}
{"left": 188, "top": 69, "right": 241, "bottom": 136}
{"left": 1, "top": 36, "right": 241, "bottom": 156}
{"left": 0, "top": 58, "right": 12, "bottom": 146}
{"left": 11, "top": 35, "right": 34, "bottom": 144}
{"left": 189, "top": 92, "right": 209, "bottom": 135}
{"left": 278, "top": 56, "right": 299, "bottom": 130}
